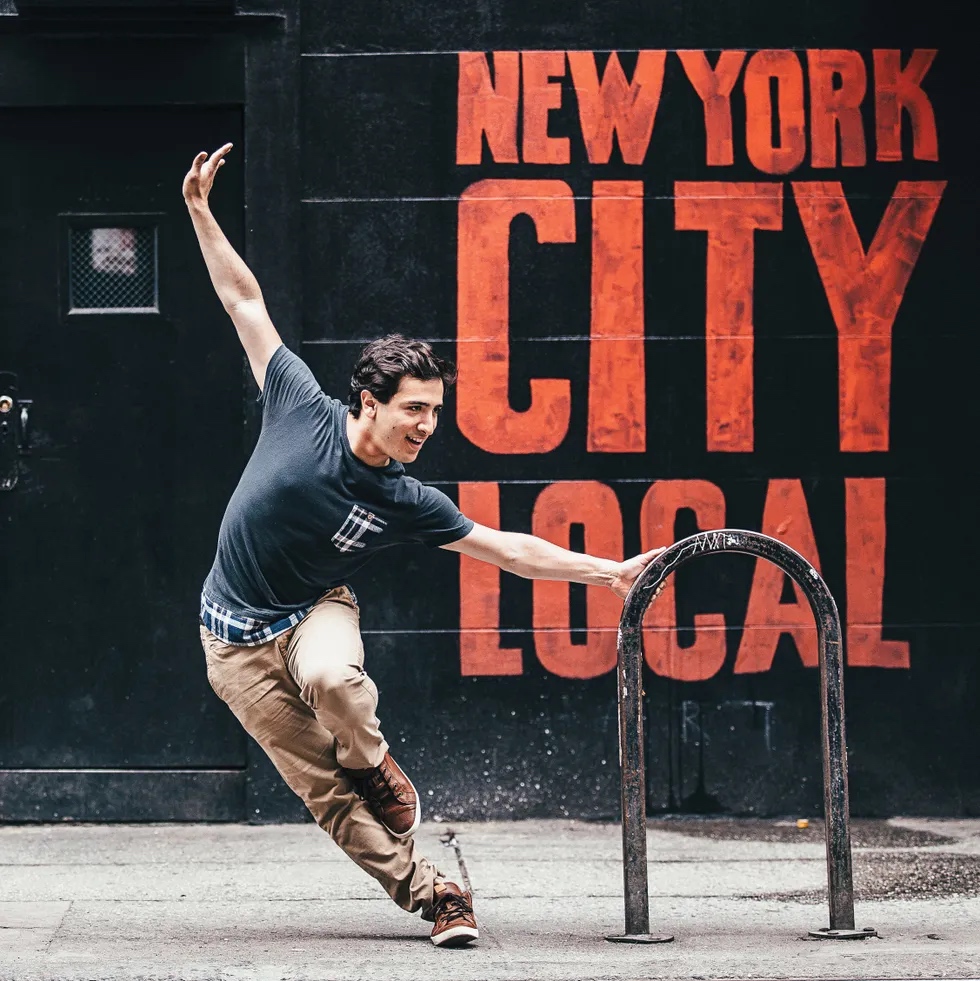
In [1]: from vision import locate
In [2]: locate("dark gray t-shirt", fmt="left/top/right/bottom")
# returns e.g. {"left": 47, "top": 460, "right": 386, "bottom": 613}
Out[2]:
{"left": 203, "top": 345, "right": 473, "bottom": 621}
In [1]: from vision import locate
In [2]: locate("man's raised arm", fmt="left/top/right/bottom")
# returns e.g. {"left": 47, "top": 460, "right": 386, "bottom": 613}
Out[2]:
{"left": 182, "top": 144, "right": 282, "bottom": 390}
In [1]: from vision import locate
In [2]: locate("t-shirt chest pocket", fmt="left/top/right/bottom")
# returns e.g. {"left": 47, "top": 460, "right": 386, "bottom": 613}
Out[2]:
{"left": 330, "top": 505, "right": 388, "bottom": 553}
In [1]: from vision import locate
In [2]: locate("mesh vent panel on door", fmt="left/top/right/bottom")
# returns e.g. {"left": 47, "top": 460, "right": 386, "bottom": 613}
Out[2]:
{"left": 69, "top": 226, "right": 157, "bottom": 312}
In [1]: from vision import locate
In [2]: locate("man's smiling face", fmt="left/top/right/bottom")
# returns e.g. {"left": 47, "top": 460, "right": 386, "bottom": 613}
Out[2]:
{"left": 368, "top": 375, "right": 445, "bottom": 464}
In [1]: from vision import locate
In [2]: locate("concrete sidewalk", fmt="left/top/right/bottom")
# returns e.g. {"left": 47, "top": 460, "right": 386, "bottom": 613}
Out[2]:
{"left": 1, "top": 817, "right": 978, "bottom": 981}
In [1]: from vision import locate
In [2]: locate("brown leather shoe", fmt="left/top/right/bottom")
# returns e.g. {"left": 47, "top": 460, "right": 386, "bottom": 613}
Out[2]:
{"left": 345, "top": 752, "right": 420, "bottom": 839}
{"left": 430, "top": 881, "right": 478, "bottom": 947}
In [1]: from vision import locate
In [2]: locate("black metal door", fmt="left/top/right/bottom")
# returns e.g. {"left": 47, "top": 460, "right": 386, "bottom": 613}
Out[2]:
{"left": 0, "top": 107, "right": 247, "bottom": 820}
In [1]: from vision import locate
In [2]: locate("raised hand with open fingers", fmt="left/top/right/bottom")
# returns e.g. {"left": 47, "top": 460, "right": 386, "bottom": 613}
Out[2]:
{"left": 182, "top": 143, "right": 233, "bottom": 206}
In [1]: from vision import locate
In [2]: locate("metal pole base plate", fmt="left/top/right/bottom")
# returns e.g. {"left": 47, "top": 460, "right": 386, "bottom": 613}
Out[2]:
{"left": 808, "top": 927, "right": 878, "bottom": 940}
{"left": 605, "top": 933, "right": 675, "bottom": 944}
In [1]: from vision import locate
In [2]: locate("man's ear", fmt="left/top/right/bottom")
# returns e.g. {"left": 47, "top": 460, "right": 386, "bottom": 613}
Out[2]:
{"left": 360, "top": 390, "right": 378, "bottom": 418}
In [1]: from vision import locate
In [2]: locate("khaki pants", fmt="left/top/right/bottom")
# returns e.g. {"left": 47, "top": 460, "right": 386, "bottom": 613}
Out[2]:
{"left": 199, "top": 586, "right": 443, "bottom": 915}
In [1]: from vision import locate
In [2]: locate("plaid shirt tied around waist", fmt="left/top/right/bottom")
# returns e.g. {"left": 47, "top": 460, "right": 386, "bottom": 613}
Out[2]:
{"left": 200, "top": 591, "right": 316, "bottom": 647}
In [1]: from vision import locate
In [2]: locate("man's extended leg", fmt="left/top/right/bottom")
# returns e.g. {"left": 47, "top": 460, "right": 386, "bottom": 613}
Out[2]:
{"left": 282, "top": 587, "right": 420, "bottom": 838}
{"left": 199, "top": 620, "right": 436, "bottom": 915}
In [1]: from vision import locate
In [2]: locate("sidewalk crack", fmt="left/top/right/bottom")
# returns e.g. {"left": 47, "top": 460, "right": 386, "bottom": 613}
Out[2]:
{"left": 43, "top": 900, "right": 72, "bottom": 954}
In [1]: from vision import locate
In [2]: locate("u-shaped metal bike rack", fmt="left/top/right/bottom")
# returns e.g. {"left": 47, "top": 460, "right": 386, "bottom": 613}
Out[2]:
{"left": 608, "top": 529, "right": 874, "bottom": 943}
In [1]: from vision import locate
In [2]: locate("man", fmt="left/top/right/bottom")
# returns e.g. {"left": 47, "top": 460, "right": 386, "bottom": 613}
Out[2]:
{"left": 184, "top": 144, "right": 664, "bottom": 948}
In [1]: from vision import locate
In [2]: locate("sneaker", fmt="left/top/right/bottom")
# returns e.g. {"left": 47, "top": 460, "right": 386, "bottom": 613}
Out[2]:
{"left": 345, "top": 752, "right": 421, "bottom": 839}
{"left": 430, "top": 882, "right": 479, "bottom": 947}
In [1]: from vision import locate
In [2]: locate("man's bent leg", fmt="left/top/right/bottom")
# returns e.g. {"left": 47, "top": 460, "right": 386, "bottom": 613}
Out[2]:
{"left": 283, "top": 587, "right": 420, "bottom": 838}
{"left": 284, "top": 587, "right": 386, "bottom": 770}
{"left": 199, "top": 625, "right": 439, "bottom": 915}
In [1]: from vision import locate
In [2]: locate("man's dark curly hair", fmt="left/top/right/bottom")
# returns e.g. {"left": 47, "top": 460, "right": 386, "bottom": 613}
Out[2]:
{"left": 347, "top": 334, "right": 457, "bottom": 418}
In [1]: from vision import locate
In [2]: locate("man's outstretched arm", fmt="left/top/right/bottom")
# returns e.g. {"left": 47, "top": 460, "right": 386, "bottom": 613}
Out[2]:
{"left": 182, "top": 144, "right": 282, "bottom": 390}
{"left": 441, "top": 523, "right": 665, "bottom": 600}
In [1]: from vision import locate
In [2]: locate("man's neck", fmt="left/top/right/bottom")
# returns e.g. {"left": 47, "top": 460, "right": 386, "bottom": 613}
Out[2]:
{"left": 346, "top": 412, "right": 390, "bottom": 468}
